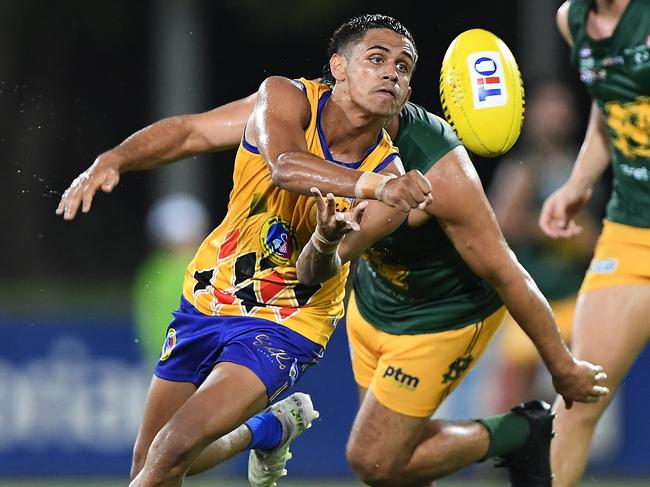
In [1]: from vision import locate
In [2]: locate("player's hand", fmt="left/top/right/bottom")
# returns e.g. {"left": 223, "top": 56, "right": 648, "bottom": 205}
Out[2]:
{"left": 552, "top": 358, "right": 609, "bottom": 409}
{"left": 379, "top": 169, "right": 433, "bottom": 212}
{"left": 311, "top": 187, "right": 368, "bottom": 243}
{"left": 539, "top": 183, "right": 592, "bottom": 239}
{"left": 55, "top": 155, "right": 121, "bottom": 220}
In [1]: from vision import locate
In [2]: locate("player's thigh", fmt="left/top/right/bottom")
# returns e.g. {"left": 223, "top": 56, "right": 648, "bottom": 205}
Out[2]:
{"left": 346, "top": 291, "right": 381, "bottom": 391}
{"left": 573, "top": 221, "right": 650, "bottom": 390}
{"left": 159, "top": 361, "right": 268, "bottom": 449}
{"left": 368, "top": 306, "right": 506, "bottom": 418}
{"left": 571, "top": 284, "right": 650, "bottom": 397}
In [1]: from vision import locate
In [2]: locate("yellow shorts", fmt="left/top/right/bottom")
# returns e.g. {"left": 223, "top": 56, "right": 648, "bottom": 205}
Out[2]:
{"left": 498, "top": 296, "right": 575, "bottom": 365}
{"left": 346, "top": 291, "right": 506, "bottom": 417}
{"left": 580, "top": 220, "right": 650, "bottom": 293}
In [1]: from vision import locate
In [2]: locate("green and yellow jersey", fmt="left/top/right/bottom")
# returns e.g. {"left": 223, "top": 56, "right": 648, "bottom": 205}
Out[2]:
{"left": 352, "top": 102, "right": 503, "bottom": 335}
{"left": 569, "top": 0, "right": 650, "bottom": 227}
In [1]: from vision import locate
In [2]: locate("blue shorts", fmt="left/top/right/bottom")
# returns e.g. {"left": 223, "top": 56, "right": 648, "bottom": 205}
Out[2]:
{"left": 154, "top": 296, "right": 324, "bottom": 401}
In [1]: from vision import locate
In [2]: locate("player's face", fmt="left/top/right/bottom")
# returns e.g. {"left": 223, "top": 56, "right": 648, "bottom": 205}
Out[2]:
{"left": 344, "top": 29, "right": 416, "bottom": 117}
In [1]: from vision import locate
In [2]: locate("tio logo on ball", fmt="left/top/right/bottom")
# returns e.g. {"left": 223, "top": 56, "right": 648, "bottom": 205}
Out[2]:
{"left": 467, "top": 51, "right": 508, "bottom": 109}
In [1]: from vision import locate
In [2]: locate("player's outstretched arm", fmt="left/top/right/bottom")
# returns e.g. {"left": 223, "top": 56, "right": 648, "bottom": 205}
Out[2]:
{"left": 249, "top": 76, "right": 432, "bottom": 212}
{"left": 415, "top": 145, "right": 609, "bottom": 408}
{"left": 296, "top": 162, "right": 408, "bottom": 285}
{"left": 56, "top": 93, "right": 258, "bottom": 220}
{"left": 539, "top": 101, "right": 611, "bottom": 238}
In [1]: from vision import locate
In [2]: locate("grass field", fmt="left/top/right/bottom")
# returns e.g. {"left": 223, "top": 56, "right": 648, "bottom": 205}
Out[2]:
{"left": 2, "top": 479, "right": 649, "bottom": 487}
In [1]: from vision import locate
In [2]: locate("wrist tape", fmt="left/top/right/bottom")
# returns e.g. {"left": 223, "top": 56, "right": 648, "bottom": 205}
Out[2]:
{"left": 310, "top": 226, "right": 340, "bottom": 255}
{"left": 354, "top": 171, "right": 397, "bottom": 200}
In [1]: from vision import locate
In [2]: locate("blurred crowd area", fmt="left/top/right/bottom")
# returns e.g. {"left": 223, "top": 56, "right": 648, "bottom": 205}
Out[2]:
{"left": 1, "top": 0, "right": 648, "bottom": 484}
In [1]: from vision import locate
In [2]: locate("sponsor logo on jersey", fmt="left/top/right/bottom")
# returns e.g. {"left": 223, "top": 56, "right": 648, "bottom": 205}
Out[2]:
{"left": 160, "top": 328, "right": 177, "bottom": 361}
{"left": 467, "top": 51, "right": 508, "bottom": 109}
{"left": 606, "top": 97, "right": 650, "bottom": 158}
{"left": 253, "top": 333, "right": 293, "bottom": 370}
{"left": 260, "top": 216, "right": 299, "bottom": 266}
{"left": 382, "top": 365, "right": 420, "bottom": 389}
{"left": 620, "top": 163, "right": 649, "bottom": 181}
{"left": 625, "top": 43, "right": 650, "bottom": 71}
{"left": 589, "top": 258, "right": 618, "bottom": 274}
{"left": 442, "top": 355, "right": 473, "bottom": 384}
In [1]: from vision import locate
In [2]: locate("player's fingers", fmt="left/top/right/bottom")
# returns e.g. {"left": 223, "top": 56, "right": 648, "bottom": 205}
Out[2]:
{"left": 594, "top": 371, "right": 608, "bottom": 382}
{"left": 63, "top": 190, "right": 84, "bottom": 220}
{"left": 539, "top": 202, "right": 559, "bottom": 236}
{"left": 591, "top": 385, "right": 610, "bottom": 397}
{"left": 405, "top": 173, "right": 432, "bottom": 208}
{"left": 417, "top": 194, "right": 433, "bottom": 210}
{"left": 352, "top": 200, "right": 368, "bottom": 223}
{"left": 411, "top": 169, "right": 432, "bottom": 194}
{"left": 311, "top": 187, "right": 326, "bottom": 212}
{"left": 81, "top": 178, "right": 105, "bottom": 213}
{"left": 56, "top": 188, "right": 72, "bottom": 215}
{"left": 101, "top": 171, "right": 120, "bottom": 192}
{"left": 326, "top": 192, "right": 336, "bottom": 217}
{"left": 397, "top": 198, "right": 411, "bottom": 212}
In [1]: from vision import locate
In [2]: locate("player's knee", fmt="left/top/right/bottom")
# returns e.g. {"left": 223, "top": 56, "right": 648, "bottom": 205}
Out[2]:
{"left": 138, "top": 434, "right": 193, "bottom": 483}
{"left": 347, "top": 445, "right": 404, "bottom": 486}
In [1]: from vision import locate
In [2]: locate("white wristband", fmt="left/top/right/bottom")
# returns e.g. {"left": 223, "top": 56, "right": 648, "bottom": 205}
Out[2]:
{"left": 310, "top": 226, "right": 340, "bottom": 255}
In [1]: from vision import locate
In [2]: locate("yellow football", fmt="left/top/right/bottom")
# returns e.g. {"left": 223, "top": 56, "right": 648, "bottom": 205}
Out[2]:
{"left": 440, "top": 28, "right": 525, "bottom": 157}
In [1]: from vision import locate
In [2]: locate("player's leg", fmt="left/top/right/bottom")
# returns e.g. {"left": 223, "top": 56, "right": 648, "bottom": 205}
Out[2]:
{"left": 168, "top": 317, "right": 323, "bottom": 485}
{"left": 131, "top": 377, "right": 197, "bottom": 479}
{"left": 187, "top": 392, "right": 319, "bottom": 481}
{"left": 346, "top": 295, "right": 518, "bottom": 486}
{"left": 131, "top": 361, "right": 268, "bottom": 487}
{"left": 348, "top": 390, "right": 491, "bottom": 486}
{"left": 551, "top": 284, "right": 650, "bottom": 487}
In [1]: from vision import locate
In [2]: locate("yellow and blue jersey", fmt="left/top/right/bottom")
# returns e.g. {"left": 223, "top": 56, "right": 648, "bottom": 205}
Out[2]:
{"left": 182, "top": 78, "right": 399, "bottom": 347}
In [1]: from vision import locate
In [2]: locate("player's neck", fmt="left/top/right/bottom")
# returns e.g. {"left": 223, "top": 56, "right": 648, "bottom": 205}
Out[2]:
{"left": 320, "top": 93, "right": 390, "bottom": 162}
{"left": 592, "top": 0, "right": 630, "bottom": 19}
{"left": 588, "top": 0, "right": 630, "bottom": 39}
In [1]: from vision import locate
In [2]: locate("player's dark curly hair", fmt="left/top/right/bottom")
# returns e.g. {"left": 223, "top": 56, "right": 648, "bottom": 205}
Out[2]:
{"left": 321, "top": 13, "right": 417, "bottom": 86}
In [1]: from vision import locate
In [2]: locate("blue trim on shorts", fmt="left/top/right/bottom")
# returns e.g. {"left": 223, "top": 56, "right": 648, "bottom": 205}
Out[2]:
{"left": 154, "top": 296, "right": 324, "bottom": 399}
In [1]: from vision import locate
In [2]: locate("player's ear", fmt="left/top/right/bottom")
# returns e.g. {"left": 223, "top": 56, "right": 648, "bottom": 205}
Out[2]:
{"left": 330, "top": 53, "right": 346, "bottom": 82}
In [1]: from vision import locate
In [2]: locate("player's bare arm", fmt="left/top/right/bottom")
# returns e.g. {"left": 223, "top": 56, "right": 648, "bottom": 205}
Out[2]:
{"left": 414, "top": 146, "right": 609, "bottom": 407}
{"left": 296, "top": 161, "right": 408, "bottom": 286}
{"left": 56, "top": 93, "right": 257, "bottom": 220}
{"left": 539, "top": 101, "right": 612, "bottom": 238}
{"left": 250, "top": 76, "right": 432, "bottom": 212}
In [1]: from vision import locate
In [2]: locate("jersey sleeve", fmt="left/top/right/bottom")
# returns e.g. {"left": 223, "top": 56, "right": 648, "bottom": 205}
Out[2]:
{"left": 397, "top": 104, "right": 463, "bottom": 174}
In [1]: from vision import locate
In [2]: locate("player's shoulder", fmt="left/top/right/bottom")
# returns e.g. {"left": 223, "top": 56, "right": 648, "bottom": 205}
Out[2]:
{"left": 396, "top": 101, "right": 462, "bottom": 173}
{"left": 556, "top": 1, "right": 574, "bottom": 47}
{"left": 258, "top": 76, "right": 316, "bottom": 98}
{"left": 400, "top": 102, "right": 456, "bottom": 138}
